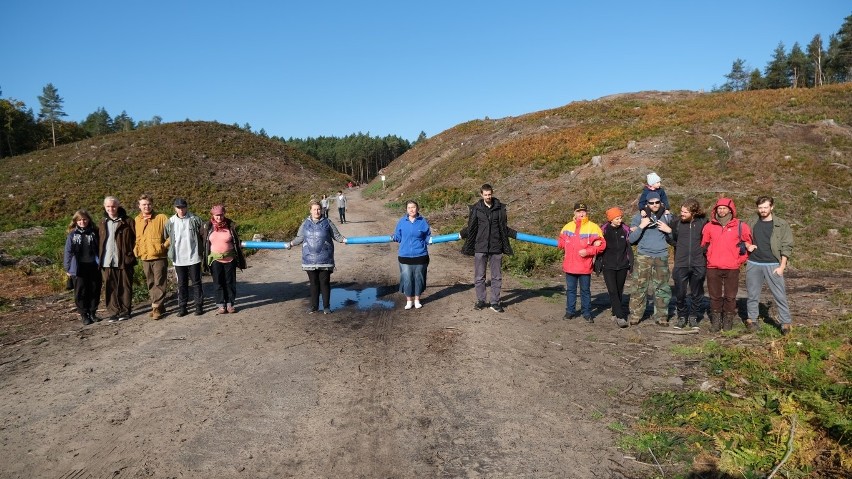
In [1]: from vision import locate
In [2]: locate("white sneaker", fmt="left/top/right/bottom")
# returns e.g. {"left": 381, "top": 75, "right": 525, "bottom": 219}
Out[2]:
{"left": 404, "top": 301, "right": 413, "bottom": 310}
{"left": 414, "top": 301, "right": 423, "bottom": 309}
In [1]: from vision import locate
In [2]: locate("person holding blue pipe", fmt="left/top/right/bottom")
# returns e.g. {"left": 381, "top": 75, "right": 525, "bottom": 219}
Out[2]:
{"left": 287, "top": 200, "right": 347, "bottom": 314}
{"left": 392, "top": 200, "right": 431, "bottom": 310}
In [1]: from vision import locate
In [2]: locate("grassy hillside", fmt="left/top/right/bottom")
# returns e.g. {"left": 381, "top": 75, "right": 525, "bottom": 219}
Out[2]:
{"left": 366, "top": 84, "right": 852, "bottom": 272}
{"left": 0, "top": 121, "right": 349, "bottom": 238}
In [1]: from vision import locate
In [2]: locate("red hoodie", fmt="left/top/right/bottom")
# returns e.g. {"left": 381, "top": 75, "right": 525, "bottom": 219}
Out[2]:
{"left": 701, "top": 198, "right": 752, "bottom": 269}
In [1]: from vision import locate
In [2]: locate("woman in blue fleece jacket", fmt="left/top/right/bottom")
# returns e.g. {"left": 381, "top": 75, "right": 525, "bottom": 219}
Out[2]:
{"left": 392, "top": 201, "right": 431, "bottom": 309}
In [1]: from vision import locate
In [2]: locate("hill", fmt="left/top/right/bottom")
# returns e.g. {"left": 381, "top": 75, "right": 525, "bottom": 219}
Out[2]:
{"left": 0, "top": 121, "right": 349, "bottom": 237}
{"left": 367, "top": 85, "right": 852, "bottom": 272}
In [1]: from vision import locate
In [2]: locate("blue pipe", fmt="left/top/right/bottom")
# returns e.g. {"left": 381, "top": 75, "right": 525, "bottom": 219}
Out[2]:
{"left": 346, "top": 235, "right": 394, "bottom": 245}
{"left": 515, "top": 232, "right": 558, "bottom": 248}
{"left": 241, "top": 241, "right": 290, "bottom": 249}
{"left": 428, "top": 233, "right": 461, "bottom": 244}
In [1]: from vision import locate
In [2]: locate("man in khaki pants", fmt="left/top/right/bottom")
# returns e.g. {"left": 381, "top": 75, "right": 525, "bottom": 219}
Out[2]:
{"left": 134, "top": 194, "right": 169, "bottom": 319}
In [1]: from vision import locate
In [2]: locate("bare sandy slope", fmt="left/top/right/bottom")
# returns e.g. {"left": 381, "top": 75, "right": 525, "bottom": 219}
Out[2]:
{"left": 2, "top": 189, "right": 844, "bottom": 478}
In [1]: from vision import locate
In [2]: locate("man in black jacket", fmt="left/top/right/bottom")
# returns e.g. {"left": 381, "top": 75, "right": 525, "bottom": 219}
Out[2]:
{"left": 660, "top": 198, "right": 708, "bottom": 329}
{"left": 460, "top": 184, "right": 517, "bottom": 313}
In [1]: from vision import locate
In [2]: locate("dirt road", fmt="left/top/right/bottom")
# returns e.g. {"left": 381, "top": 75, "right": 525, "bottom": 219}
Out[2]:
{"left": 1, "top": 190, "right": 844, "bottom": 478}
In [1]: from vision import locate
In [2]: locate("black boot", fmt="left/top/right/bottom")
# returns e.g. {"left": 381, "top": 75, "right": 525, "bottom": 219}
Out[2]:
{"left": 709, "top": 311, "right": 722, "bottom": 333}
{"left": 81, "top": 313, "right": 93, "bottom": 325}
{"left": 177, "top": 306, "right": 188, "bottom": 317}
{"left": 194, "top": 303, "right": 204, "bottom": 316}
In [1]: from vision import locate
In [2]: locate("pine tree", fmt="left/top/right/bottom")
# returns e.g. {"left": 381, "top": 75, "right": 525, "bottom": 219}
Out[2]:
{"left": 764, "top": 42, "right": 791, "bottom": 89}
{"left": 788, "top": 43, "right": 809, "bottom": 88}
{"left": 834, "top": 13, "right": 852, "bottom": 82}
{"left": 37, "top": 83, "right": 67, "bottom": 147}
{"left": 721, "top": 59, "right": 750, "bottom": 91}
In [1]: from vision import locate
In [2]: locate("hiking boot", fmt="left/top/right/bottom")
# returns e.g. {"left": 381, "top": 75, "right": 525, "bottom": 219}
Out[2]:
{"left": 563, "top": 311, "right": 579, "bottom": 320}
{"left": 746, "top": 319, "right": 759, "bottom": 332}
{"left": 614, "top": 316, "right": 629, "bottom": 328}
{"left": 709, "top": 312, "right": 722, "bottom": 333}
{"left": 674, "top": 317, "right": 688, "bottom": 329}
{"left": 490, "top": 303, "right": 505, "bottom": 313}
{"left": 583, "top": 316, "right": 594, "bottom": 324}
{"left": 151, "top": 309, "right": 162, "bottom": 320}
{"left": 474, "top": 300, "right": 487, "bottom": 311}
{"left": 655, "top": 318, "right": 669, "bottom": 326}
{"left": 722, "top": 313, "right": 734, "bottom": 331}
{"left": 688, "top": 317, "right": 699, "bottom": 330}
{"left": 89, "top": 312, "right": 102, "bottom": 323}
{"left": 628, "top": 316, "right": 641, "bottom": 326}
{"left": 780, "top": 323, "right": 792, "bottom": 336}
{"left": 81, "top": 313, "right": 93, "bottom": 326}
{"left": 177, "top": 308, "right": 188, "bottom": 318}
{"left": 195, "top": 304, "right": 204, "bottom": 316}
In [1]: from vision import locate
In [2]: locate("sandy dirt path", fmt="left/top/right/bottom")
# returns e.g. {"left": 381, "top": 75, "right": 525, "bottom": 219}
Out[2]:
{"left": 0, "top": 190, "right": 769, "bottom": 478}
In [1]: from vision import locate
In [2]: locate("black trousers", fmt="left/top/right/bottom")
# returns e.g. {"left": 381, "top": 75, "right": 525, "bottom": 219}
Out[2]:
{"left": 210, "top": 260, "right": 237, "bottom": 305}
{"left": 306, "top": 269, "right": 332, "bottom": 310}
{"left": 672, "top": 265, "right": 706, "bottom": 319}
{"left": 602, "top": 268, "right": 629, "bottom": 319}
{"left": 73, "top": 261, "right": 102, "bottom": 315}
{"left": 175, "top": 262, "right": 203, "bottom": 308}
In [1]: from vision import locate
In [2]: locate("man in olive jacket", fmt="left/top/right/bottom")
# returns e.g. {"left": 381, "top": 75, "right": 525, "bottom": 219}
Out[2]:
{"left": 134, "top": 194, "right": 170, "bottom": 320}
{"left": 99, "top": 196, "right": 136, "bottom": 321}
{"left": 460, "top": 183, "right": 517, "bottom": 313}
{"left": 745, "top": 196, "right": 794, "bottom": 335}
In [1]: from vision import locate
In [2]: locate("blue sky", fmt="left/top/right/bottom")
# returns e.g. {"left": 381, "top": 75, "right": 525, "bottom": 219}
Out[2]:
{"left": 3, "top": 1, "right": 849, "bottom": 142}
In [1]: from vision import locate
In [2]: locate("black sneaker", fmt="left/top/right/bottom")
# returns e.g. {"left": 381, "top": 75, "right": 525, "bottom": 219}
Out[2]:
{"left": 583, "top": 316, "right": 594, "bottom": 324}
{"left": 108, "top": 315, "right": 119, "bottom": 323}
{"left": 81, "top": 313, "right": 93, "bottom": 326}
{"left": 90, "top": 312, "right": 102, "bottom": 323}
{"left": 177, "top": 309, "right": 188, "bottom": 318}
{"left": 563, "top": 312, "right": 579, "bottom": 320}
{"left": 674, "top": 317, "right": 688, "bottom": 329}
{"left": 117, "top": 314, "right": 130, "bottom": 321}
{"left": 194, "top": 305, "right": 204, "bottom": 316}
{"left": 307, "top": 308, "right": 317, "bottom": 314}
{"left": 323, "top": 310, "right": 331, "bottom": 315}
{"left": 490, "top": 303, "right": 504, "bottom": 313}
{"left": 688, "top": 317, "right": 700, "bottom": 330}
{"left": 474, "top": 300, "right": 487, "bottom": 310}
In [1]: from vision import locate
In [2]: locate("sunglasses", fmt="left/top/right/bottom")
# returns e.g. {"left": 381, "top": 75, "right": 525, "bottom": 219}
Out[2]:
{"left": 647, "top": 201, "right": 661, "bottom": 205}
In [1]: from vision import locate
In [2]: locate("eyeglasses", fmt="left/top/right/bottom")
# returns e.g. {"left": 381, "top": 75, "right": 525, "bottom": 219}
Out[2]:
{"left": 647, "top": 201, "right": 661, "bottom": 205}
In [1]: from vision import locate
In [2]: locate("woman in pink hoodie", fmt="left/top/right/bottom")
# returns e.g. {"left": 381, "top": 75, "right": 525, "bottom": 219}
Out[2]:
{"left": 701, "top": 198, "right": 752, "bottom": 332}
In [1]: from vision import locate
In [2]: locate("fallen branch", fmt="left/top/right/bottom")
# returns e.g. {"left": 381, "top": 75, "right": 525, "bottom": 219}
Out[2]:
{"left": 648, "top": 447, "right": 665, "bottom": 477}
{"left": 767, "top": 415, "right": 797, "bottom": 479}
{"left": 658, "top": 329, "right": 699, "bottom": 335}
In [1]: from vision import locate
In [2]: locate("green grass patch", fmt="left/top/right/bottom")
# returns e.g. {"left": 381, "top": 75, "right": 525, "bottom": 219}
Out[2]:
{"left": 619, "top": 320, "right": 852, "bottom": 478}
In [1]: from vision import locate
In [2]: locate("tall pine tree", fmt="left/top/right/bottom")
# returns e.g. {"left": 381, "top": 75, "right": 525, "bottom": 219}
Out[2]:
{"left": 37, "top": 83, "right": 67, "bottom": 147}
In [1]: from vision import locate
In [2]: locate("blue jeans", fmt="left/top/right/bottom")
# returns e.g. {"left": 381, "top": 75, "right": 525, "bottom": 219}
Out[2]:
{"left": 399, "top": 262, "right": 427, "bottom": 297}
{"left": 566, "top": 273, "right": 592, "bottom": 318}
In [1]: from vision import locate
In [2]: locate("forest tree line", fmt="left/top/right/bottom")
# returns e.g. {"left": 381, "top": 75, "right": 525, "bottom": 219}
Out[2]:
{"left": 716, "top": 13, "right": 852, "bottom": 91}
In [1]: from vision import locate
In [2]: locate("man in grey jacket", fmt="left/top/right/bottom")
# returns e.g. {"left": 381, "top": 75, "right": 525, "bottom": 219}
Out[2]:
{"left": 745, "top": 196, "right": 794, "bottom": 335}
{"left": 628, "top": 191, "right": 674, "bottom": 326}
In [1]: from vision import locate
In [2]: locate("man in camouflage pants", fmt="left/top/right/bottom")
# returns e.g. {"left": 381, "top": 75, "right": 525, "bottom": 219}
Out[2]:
{"left": 627, "top": 191, "right": 674, "bottom": 326}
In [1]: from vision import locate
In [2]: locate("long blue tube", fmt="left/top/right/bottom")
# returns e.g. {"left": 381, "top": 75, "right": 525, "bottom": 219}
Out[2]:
{"left": 346, "top": 235, "right": 394, "bottom": 245}
{"left": 515, "top": 232, "right": 558, "bottom": 247}
{"left": 242, "top": 241, "right": 290, "bottom": 249}
{"left": 428, "top": 233, "right": 461, "bottom": 244}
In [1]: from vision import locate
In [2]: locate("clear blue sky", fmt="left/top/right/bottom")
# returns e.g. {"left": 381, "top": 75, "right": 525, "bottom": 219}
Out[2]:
{"left": 3, "top": 1, "right": 849, "bottom": 142}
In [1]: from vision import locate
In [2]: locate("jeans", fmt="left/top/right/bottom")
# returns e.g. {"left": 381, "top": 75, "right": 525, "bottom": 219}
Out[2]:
{"left": 338, "top": 207, "right": 346, "bottom": 223}
{"left": 210, "top": 260, "right": 237, "bottom": 306}
{"left": 399, "top": 262, "right": 428, "bottom": 297}
{"left": 565, "top": 273, "right": 592, "bottom": 318}
{"left": 746, "top": 262, "right": 791, "bottom": 324}
{"left": 473, "top": 253, "right": 503, "bottom": 304}
{"left": 175, "top": 262, "right": 203, "bottom": 308}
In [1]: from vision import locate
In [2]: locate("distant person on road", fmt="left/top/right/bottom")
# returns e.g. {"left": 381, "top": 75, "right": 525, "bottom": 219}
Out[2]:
{"left": 320, "top": 194, "right": 329, "bottom": 219}
{"left": 134, "top": 193, "right": 169, "bottom": 320}
{"left": 336, "top": 190, "right": 347, "bottom": 223}
{"left": 557, "top": 202, "right": 606, "bottom": 323}
{"left": 638, "top": 172, "right": 670, "bottom": 216}
{"left": 701, "top": 197, "right": 752, "bottom": 332}
{"left": 203, "top": 204, "right": 247, "bottom": 315}
{"left": 598, "top": 207, "right": 633, "bottom": 328}
{"left": 392, "top": 201, "right": 431, "bottom": 310}
{"left": 460, "top": 183, "right": 518, "bottom": 313}
{"left": 287, "top": 200, "right": 347, "bottom": 314}
{"left": 668, "top": 198, "right": 709, "bottom": 330}
{"left": 165, "top": 198, "right": 205, "bottom": 317}
{"left": 98, "top": 196, "right": 136, "bottom": 322}
{"left": 64, "top": 209, "right": 102, "bottom": 325}
{"left": 627, "top": 191, "right": 673, "bottom": 326}
{"left": 745, "top": 196, "right": 793, "bottom": 335}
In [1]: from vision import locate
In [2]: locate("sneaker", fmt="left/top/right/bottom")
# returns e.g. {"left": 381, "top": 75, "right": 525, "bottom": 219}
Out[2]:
{"left": 490, "top": 303, "right": 505, "bottom": 313}
{"left": 226, "top": 305, "right": 236, "bottom": 314}
{"left": 323, "top": 309, "right": 331, "bottom": 315}
{"left": 474, "top": 300, "right": 487, "bottom": 311}
{"left": 780, "top": 323, "right": 792, "bottom": 335}
{"left": 151, "top": 310, "right": 162, "bottom": 320}
{"left": 746, "top": 319, "right": 759, "bottom": 332}
{"left": 563, "top": 311, "right": 580, "bottom": 320}
{"left": 673, "top": 317, "right": 687, "bottom": 329}
{"left": 414, "top": 301, "right": 423, "bottom": 309}
{"left": 629, "top": 316, "right": 641, "bottom": 326}
{"left": 117, "top": 314, "right": 131, "bottom": 321}
{"left": 583, "top": 316, "right": 594, "bottom": 324}
{"left": 614, "top": 316, "right": 629, "bottom": 328}
{"left": 307, "top": 308, "right": 317, "bottom": 314}
{"left": 176, "top": 309, "right": 188, "bottom": 318}
{"left": 81, "top": 313, "right": 93, "bottom": 326}
{"left": 404, "top": 301, "right": 413, "bottom": 310}
{"left": 108, "top": 316, "right": 118, "bottom": 323}
{"left": 216, "top": 307, "right": 227, "bottom": 315}
{"left": 195, "top": 305, "right": 204, "bottom": 316}
{"left": 688, "top": 317, "right": 700, "bottom": 330}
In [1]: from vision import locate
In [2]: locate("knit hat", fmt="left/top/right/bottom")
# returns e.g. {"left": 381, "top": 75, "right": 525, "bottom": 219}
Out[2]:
{"left": 646, "top": 191, "right": 661, "bottom": 202}
{"left": 210, "top": 204, "right": 225, "bottom": 215}
{"left": 647, "top": 172, "right": 662, "bottom": 185}
{"left": 606, "top": 207, "right": 624, "bottom": 222}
